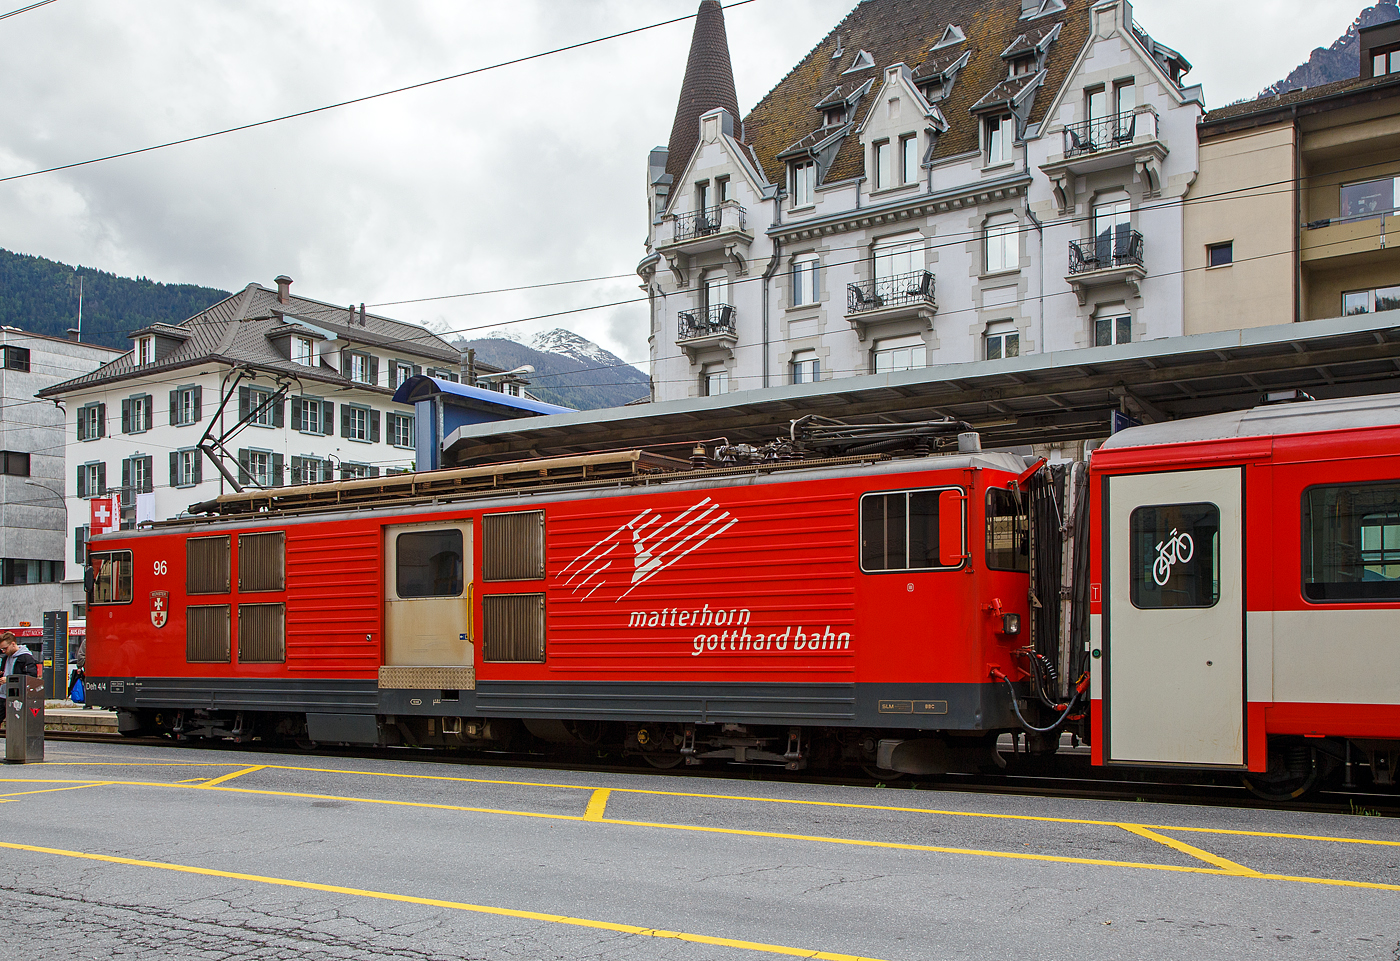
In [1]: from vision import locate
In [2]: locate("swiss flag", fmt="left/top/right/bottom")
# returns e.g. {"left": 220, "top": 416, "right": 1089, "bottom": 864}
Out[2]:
{"left": 90, "top": 496, "right": 116, "bottom": 534}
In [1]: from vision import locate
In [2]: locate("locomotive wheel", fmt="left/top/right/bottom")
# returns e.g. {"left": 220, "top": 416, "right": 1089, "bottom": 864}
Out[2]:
{"left": 641, "top": 753, "right": 684, "bottom": 769}
{"left": 859, "top": 764, "right": 904, "bottom": 781}
{"left": 1242, "top": 742, "right": 1319, "bottom": 801}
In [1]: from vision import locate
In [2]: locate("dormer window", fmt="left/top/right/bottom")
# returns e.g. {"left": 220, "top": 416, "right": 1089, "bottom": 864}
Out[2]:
{"left": 824, "top": 105, "right": 847, "bottom": 126}
{"left": 843, "top": 50, "right": 874, "bottom": 74}
{"left": 135, "top": 335, "right": 154, "bottom": 366}
{"left": 985, "top": 114, "right": 1015, "bottom": 166}
{"left": 292, "top": 335, "right": 314, "bottom": 367}
{"left": 920, "top": 81, "right": 943, "bottom": 102}
{"left": 790, "top": 160, "right": 816, "bottom": 207}
{"left": 1011, "top": 56, "right": 1034, "bottom": 76}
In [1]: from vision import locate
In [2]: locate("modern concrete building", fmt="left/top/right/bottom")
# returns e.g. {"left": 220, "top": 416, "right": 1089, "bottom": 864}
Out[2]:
{"left": 37, "top": 276, "right": 520, "bottom": 615}
{"left": 1186, "top": 20, "right": 1400, "bottom": 332}
{"left": 0, "top": 328, "right": 123, "bottom": 624}
{"left": 640, "top": 0, "right": 1202, "bottom": 403}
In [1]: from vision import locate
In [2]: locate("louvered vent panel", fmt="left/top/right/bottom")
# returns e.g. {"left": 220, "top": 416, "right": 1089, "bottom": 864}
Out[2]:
{"left": 187, "top": 605, "right": 231, "bottom": 663}
{"left": 482, "top": 593, "right": 545, "bottom": 663}
{"left": 187, "top": 536, "right": 230, "bottom": 594}
{"left": 238, "top": 603, "right": 285, "bottom": 663}
{"left": 482, "top": 511, "right": 544, "bottom": 581}
{"left": 238, "top": 531, "right": 285, "bottom": 592}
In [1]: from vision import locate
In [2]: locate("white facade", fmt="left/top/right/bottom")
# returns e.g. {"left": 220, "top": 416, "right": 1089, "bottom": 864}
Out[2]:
{"left": 642, "top": 0, "right": 1202, "bottom": 404}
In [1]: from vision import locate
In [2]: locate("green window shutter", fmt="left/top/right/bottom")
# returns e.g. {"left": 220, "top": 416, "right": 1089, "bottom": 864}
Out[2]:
{"left": 169, "top": 452, "right": 178, "bottom": 486}
{"left": 322, "top": 401, "right": 333, "bottom": 436}
{"left": 237, "top": 449, "right": 250, "bottom": 486}
{"left": 192, "top": 386, "right": 202, "bottom": 421}
{"left": 369, "top": 409, "right": 380, "bottom": 443}
{"left": 142, "top": 456, "right": 153, "bottom": 493}
{"left": 121, "top": 399, "right": 131, "bottom": 434}
{"left": 169, "top": 391, "right": 178, "bottom": 425}
{"left": 96, "top": 462, "right": 106, "bottom": 495}
{"left": 238, "top": 386, "right": 250, "bottom": 421}
{"left": 96, "top": 403, "right": 106, "bottom": 437}
{"left": 75, "top": 410, "right": 82, "bottom": 440}
{"left": 412, "top": 364, "right": 422, "bottom": 376}
{"left": 340, "top": 405, "right": 351, "bottom": 438}
{"left": 121, "top": 459, "right": 130, "bottom": 489}
{"left": 369, "top": 466, "right": 380, "bottom": 478}
{"left": 143, "top": 394, "right": 153, "bottom": 431}
{"left": 77, "top": 465, "right": 87, "bottom": 498}
{"left": 369, "top": 356, "right": 379, "bottom": 384}
{"left": 272, "top": 397, "right": 284, "bottom": 428}
{"left": 74, "top": 527, "right": 86, "bottom": 564}
{"left": 192, "top": 452, "right": 202, "bottom": 485}
{"left": 292, "top": 398, "right": 304, "bottom": 432}
{"left": 271, "top": 453, "right": 284, "bottom": 487}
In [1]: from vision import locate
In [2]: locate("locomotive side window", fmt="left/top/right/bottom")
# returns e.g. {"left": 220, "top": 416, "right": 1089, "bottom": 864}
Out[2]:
{"left": 1302, "top": 482, "right": 1400, "bottom": 601}
{"left": 986, "top": 489, "right": 1029, "bottom": 572}
{"left": 89, "top": 551, "right": 133, "bottom": 605}
{"left": 1129, "top": 503, "right": 1220, "bottom": 609}
{"left": 860, "top": 489, "right": 955, "bottom": 572}
{"left": 396, "top": 530, "right": 464, "bottom": 598}
{"left": 482, "top": 511, "right": 545, "bottom": 581}
{"left": 187, "top": 536, "right": 231, "bottom": 594}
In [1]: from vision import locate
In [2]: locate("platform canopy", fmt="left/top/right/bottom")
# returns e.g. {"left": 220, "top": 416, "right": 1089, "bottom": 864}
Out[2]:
{"left": 442, "top": 314, "right": 1400, "bottom": 466}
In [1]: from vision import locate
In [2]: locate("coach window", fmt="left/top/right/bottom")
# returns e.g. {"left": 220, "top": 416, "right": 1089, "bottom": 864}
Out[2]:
{"left": 986, "top": 489, "right": 1029, "bottom": 571}
{"left": 396, "top": 530, "right": 464, "bottom": 597}
{"left": 861, "top": 489, "right": 958, "bottom": 572}
{"left": 88, "top": 551, "right": 133, "bottom": 605}
{"left": 1129, "top": 503, "right": 1220, "bottom": 609}
{"left": 1302, "top": 482, "right": 1400, "bottom": 602}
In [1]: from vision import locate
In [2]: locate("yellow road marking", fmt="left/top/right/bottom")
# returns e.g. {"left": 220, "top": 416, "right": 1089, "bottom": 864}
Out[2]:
{"left": 0, "top": 839, "right": 885, "bottom": 961}
{"left": 1144, "top": 824, "right": 1400, "bottom": 848}
{"left": 199, "top": 765, "right": 265, "bottom": 788}
{"left": 1118, "top": 824, "right": 1259, "bottom": 875}
{"left": 583, "top": 788, "right": 610, "bottom": 822}
{"left": 0, "top": 783, "right": 113, "bottom": 799}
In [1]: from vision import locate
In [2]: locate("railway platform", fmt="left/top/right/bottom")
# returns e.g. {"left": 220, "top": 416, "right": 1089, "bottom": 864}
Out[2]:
{"left": 0, "top": 739, "right": 1394, "bottom": 960}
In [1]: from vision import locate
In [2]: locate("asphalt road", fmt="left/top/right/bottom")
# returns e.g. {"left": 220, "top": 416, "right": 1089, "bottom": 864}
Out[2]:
{"left": 0, "top": 741, "right": 1396, "bottom": 960}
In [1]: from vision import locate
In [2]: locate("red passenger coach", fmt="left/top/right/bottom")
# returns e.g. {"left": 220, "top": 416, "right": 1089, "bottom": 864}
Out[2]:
{"left": 1089, "top": 392, "right": 1400, "bottom": 796}
{"left": 84, "top": 435, "right": 1041, "bottom": 773}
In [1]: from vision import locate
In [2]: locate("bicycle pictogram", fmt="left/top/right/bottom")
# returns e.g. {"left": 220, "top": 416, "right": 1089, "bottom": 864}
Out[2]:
{"left": 1152, "top": 527, "right": 1193, "bottom": 586}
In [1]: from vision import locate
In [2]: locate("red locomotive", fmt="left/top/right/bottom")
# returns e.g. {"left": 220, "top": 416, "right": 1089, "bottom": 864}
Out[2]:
{"left": 83, "top": 394, "right": 1400, "bottom": 795}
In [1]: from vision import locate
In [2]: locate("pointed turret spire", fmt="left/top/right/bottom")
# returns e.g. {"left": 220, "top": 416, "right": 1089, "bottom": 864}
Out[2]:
{"left": 665, "top": 0, "right": 740, "bottom": 181}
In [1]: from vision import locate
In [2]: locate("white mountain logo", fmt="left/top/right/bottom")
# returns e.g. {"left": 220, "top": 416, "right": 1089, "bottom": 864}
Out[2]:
{"left": 560, "top": 497, "right": 737, "bottom": 602}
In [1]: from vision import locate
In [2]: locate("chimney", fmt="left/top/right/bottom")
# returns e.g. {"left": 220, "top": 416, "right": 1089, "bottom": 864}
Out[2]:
{"left": 66, "top": 328, "right": 80, "bottom": 342}
{"left": 275, "top": 275, "right": 293, "bottom": 304}
{"left": 359, "top": 302, "right": 367, "bottom": 326}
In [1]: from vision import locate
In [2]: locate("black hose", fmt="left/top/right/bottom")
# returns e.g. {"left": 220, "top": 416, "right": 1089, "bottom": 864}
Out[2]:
{"left": 996, "top": 673, "right": 1081, "bottom": 734}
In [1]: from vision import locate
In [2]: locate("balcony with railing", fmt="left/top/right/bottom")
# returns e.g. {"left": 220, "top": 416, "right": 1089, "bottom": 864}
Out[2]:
{"left": 1066, "top": 231, "right": 1146, "bottom": 303}
{"left": 1040, "top": 105, "right": 1166, "bottom": 212}
{"left": 677, "top": 304, "right": 738, "bottom": 359}
{"left": 658, "top": 201, "right": 752, "bottom": 256}
{"left": 844, "top": 270, "right": 937, "bottom": 339}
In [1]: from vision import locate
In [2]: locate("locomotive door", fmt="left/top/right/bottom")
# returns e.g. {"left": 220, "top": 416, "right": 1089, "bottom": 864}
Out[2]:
{"left": 1104, "top": 467, "right": 1244, "bottom": 767}
{"left": 383, "top": 521, "right": 473, "bottom": 666}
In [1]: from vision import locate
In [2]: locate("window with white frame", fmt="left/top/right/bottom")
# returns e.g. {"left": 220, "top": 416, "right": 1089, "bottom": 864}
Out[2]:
{"left": 136, "top": 335, "right": 154, "bottom": 366}
{"left": 901, "top": 134, "right": 919, "bottom": 184}
{"left": 346, "top": 405, "right": 369, "bottom": 442}
{"left": 873, "top": 140, "right": 891, "bottom": 189}
{"left": 394, "top": 360, "right": 414, "bottom": 387}
{"left": 791, "top": 160, "right": 816, "bottom": 206}
{"left": 791, "top": 255, "right": 820, "bottom": 306}
{"left": 172, "top": 385, "right": 199, "bottom": 426}
{"left": 702, "top": 364, "right": 729, "bottom": 396}
{"left": 246, "top": 449, "right": 272, "bottom": 487}
{"left": 292, "top": 335, "right": 315, "bottom": 366}
{"left": 173, "top": 449, "right": 200, "bottom": 488}
{"left": 985, "top": 114, "right": 1015, "bottom": 165}
{"left": 1343, "top": 284, "right": 1400, "bottom": 315}
{"left": 872, "top": 334, "right": 926, "bottom": 373}
{"left": 129, "top": 455, "right": 151, "bottom": 494}
{"left": 77, "top": 403, "right": 104, "bottom": 441}
{"left": 1094, "top": 308, "right": 1131, "bottom": 346}
{"left": 123, "top": 394, "right": 151, "bottom": 434}
{"left": 341, "top": 462, "right": 376, "bottom": 480}
{"left": 986, "top": 321, "right": 1020, "bottom": 360}
{"left": 78, "top": 462, "right": 104, "bottom": 498}
{"left": 248, "top": 387, "right": 274, "bottom": 427}
{"left": 291, "top": 456, "right": 329, "bottom": 485}
{"left": 984, "top": 214, "right": 1018, "bottom": 273}
{"left": 391, "top": 413, "right": 415, "bottom": 448}
{"left": 791, "top": 350, "right": 820, "bottom": 384}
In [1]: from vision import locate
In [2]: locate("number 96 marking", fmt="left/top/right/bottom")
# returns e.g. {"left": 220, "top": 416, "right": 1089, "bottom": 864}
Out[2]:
{"left": 153, "top": 560, "right": 168, "bottom": 576}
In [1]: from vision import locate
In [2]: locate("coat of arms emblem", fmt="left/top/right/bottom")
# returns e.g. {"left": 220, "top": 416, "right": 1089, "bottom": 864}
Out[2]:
{"left": 150, "top": 591, "right": 169, "bottom": 629}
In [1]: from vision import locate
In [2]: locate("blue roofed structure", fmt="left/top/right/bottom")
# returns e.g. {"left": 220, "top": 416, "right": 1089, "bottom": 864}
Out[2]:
{"left": 392, "top": 375, "right": 573, "bottom": 469}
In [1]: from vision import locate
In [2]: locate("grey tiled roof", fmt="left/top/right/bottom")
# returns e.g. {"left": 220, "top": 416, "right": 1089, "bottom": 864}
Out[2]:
{"left": 38, "top": 282, "right": 489, "bottom": 398}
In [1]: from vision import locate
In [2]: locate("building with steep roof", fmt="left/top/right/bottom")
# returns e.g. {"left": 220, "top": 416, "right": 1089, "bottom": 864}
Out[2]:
{"left": 640, "top": 0, "right": 1203, "bottom": 402}
{"left": 1185, "top": 20, "right": 1400, "bottom": 333}
{"left": 37, "top": 276, "right": 521, "bottom": 612}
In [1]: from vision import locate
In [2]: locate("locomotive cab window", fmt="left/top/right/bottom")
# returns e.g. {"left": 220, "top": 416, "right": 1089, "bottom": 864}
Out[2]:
{"left": 88, "top": 551, "right": 133, "bottom": 605}
{"left": 986, "top": 488, "right": 1029, "bottom": 571}
{"left": 1303, "top": 482, "right": 1400, "bottom": 601}
{"left": 860, "top": 488, "right": 963, "bottom": 572}
{"left": 395, "top": 529, "right": 464, "bottom": 598}
{"left": 1129, "top": 503, "right": 1220, "bottom": 609}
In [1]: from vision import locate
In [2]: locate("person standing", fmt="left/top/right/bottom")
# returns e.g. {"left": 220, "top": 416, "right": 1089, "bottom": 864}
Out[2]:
{"left": 0, "top": 633, "right": 39, "bottom": 677}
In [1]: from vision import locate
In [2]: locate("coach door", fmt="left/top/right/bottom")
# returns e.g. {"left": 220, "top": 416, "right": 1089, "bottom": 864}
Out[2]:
{"left": 383, "top": 521, "right": 473, "bottom": 668}
{"left": 1104, "top": 468, "right": 1244, "bottom": 767}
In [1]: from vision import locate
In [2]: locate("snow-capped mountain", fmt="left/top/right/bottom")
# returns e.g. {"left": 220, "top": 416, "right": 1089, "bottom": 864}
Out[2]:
{"left": 457, "top": 328, "right": 649, "bottom": 411}
{"left": 529, "top": 328, "right": 629, "bottom": 371}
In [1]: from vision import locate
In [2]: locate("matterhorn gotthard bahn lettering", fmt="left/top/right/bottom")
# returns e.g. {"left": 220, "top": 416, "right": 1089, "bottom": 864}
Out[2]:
{"left": 558, "top": 496, "right": 852, "bottom": 657}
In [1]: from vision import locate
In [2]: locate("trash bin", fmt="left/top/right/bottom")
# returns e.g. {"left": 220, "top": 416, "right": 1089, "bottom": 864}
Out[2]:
{"left": 4, "top": 675, "right": 44, "bottom": 763}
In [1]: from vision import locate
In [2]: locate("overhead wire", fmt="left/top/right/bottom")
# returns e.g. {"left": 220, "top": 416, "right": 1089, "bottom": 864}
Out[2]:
{"left": 0, "top": 0, "right": 56, "bottom": 22}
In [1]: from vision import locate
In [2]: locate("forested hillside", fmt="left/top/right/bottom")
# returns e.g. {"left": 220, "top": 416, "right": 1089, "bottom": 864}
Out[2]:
{"left": 0, "top": 248, "right": 230, "bottom": 349}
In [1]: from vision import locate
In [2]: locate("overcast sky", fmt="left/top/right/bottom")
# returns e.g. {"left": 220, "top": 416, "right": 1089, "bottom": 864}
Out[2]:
{"left": 0, "top": 0, "right": 1372, "bottom": 372}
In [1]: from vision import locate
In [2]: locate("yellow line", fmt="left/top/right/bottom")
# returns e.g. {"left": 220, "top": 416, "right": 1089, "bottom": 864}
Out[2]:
{"left": 0, "top": 782, "right": 113, "bottom": 799}
{"left": 199, "top": 765, "right": 265, "bottom": 788}
{"left": 1118, "top": 824, "right": 1259, "bottom": 875}
{"left": 1144, "top": 824, "right": 1400, "bottom": 848}
{"left": 0, "top": 839, "right": 886, "bottom": 961}
{"left": 583, "top": 788, "right": 610, "bottom": 822}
